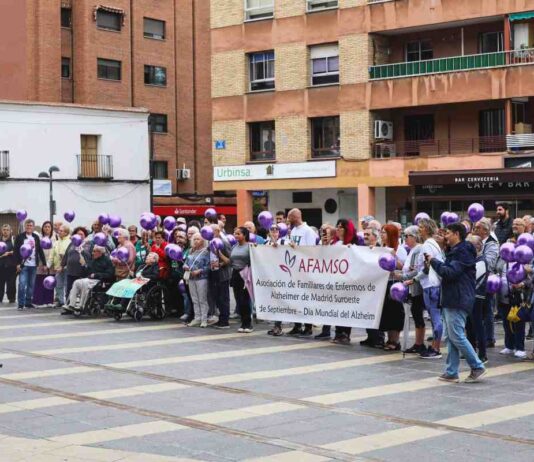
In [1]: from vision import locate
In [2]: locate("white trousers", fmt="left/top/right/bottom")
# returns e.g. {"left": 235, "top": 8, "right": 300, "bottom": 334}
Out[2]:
{"left": 188, "top": 279, "right": 209, "bottom": 322}
{"left": 68, "top": 278, "right": 99, "bottom": 309}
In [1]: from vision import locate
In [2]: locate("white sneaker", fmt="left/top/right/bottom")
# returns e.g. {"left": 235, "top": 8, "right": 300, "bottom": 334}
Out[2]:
{"left": 179, "top": 314, "right": 188, "bottom": 321}
{"left": 243, "top": 327, "right": 254, "bottom": 333}
{"left": 229, "top": 313, "right": 239, "bottom": 319}
{"left": 237, "top": 327, "right": 245, "bottom": 333}
{"left": 514, "top": 350, "right": 527, "bottom": 359}
{"left": 200, "top": 321, "right": 208, "bottom": 328}
{"left": 207, "top": 316, "right": 218, "bottom": 325}
{"left": 499, "top": 348, "right": 514, "bottom": 355}
{"left": 188, "top": 319, "right": 201, "bottom": 327}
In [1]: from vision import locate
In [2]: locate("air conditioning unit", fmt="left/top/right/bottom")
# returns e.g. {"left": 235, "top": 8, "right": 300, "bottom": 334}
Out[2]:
{"left": 374, "top": 120, "right": 394, "bottom": 140}
{"left": 374, "top": 143, "right": 396, "bottom": 159}
{"left": 176, "top": 168, "right": 191, "bottom": 180}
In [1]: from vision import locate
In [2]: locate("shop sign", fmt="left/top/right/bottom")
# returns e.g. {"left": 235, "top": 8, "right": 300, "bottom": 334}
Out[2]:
{"left": 152, "top": 180, "right": 172, "bottom": 196}
{"left": 213, "top": 161, "right": 336, "bottom": 182}
{"left": 153, "top": 205, "right": 237, "bottom": 216}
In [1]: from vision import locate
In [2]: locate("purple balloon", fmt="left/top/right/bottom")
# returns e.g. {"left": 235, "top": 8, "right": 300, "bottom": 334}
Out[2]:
{"left": 356, "top": 232, "right": 365, "bottom": 246}
{"left": 178, "top": 279, "right": 186, "bottom": 294}
{"left": 40, "top": 237, "right": 52, "bottom": 250}
{"left": 390, "top": 282, "right": 408, "bottom": 302}
{"left": 500, "top": 242, "right": 516, "bottom": 263}
{"left": 93, "top": 232, "right": 107, "bottom": 246}
{"left": 177, "top": 224, "right": 187, "bottom": 232}
{"left": 111, "top": 249, "right": 119, "bottom": 259}
{"left": 517, "top": 233, "right": 534, "bottom": 250}
{"left": 507, "top": 263, "right": 526, "bottom": 284}
{"left": 108, "top": 215, "right": 122, "bottom": 228}
{"left": 379, "top": 253, "right": 396, "bottom": 272}
{"left": 210, "top": 238, "right": 224, "bottom": 252}
{"left": 98, "top": 213, "right": 110, "bottom": 225}
{"left": 514, "top": 245, "right": 533, "bottom": 265}
{"left": 64, "top": 211, "right": 75, "bottom": 223}
{"left": 140, "top": 214, "right": 156, "bottom": 231}
{"left": 204, "top": 208, "right": 217, "bottom": 220}
{"left": 226, "top": 234, "right": 237, "bottom": 247}
{"left": 0, "top": 242, "right": 7, "bottom": 255}
{"left": 258, "top": 211, "right": 273, "bottom": 230}
{"left": 165, "top": 244, "right": 183, "bottom": 261}
{"left": 467, "top": 203, "right": 485, "bottom": 222}
{"left": 163, "top": 216, "right": 176, "bottom": 231}
{"left": 16, "top": 209, "right": 27, "bottom": 222}
{"left": 43, "top": 276, "right": 56, "bottom": 290}
{"left": 277, "top": 223, "right": 288, "bottom": 238}
{"left": 20, "top": 244, "right": 32, "bottom": 259}
{"left": 200, "top": 226, "right": 214, "bottom": 241}
{"left": 112, "top": 229, "right": 121, "bottom": 239}
{"left": 486, "top": 274, "right": 501, "bottom": 295}
{"left": 71, "top": 234, "right": 83, "bottom": 247}
{"left": 116, "top": 246, "right": 129, "bottom": 263}
{"left": 447, "top": 213, "right": 459, "bottom": 225}
{"left": 414, "top": 212, "right": 430, "bottom": 225}
{"left": 249, "top": 232, "right": 257, "bottom": 244}
{"left": 440, "top": 212, "right": 451, "bottom": 226}
{"left": 403, "top": 243, "right": 411, "bottom": 255}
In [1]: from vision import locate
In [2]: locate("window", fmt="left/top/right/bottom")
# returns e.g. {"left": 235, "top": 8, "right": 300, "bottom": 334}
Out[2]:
{"left": 61, "top": 57, "right": 71, "bottom": 79}
{"left": 144, "top": 65, "right": 167, "bottom": 86}
{"left": 245, "top": 0, "right": 274, "bottom": 21}
{"left": 310, "top": 44, "right": 339, "bottom": 86}
{"left": 513, "top": 101, "right": 527, "bottom": 126}
{"left": 144, "top": 18, "right": 165, "bottom": 39}
{"left": 249, "top": 121, "right": 275, "bottom": 161}
{"left": 406, "top": 40, "right": 433, "bottom": 62}
{"left": 479, "top": 32, "right": 504, "bottom": 53}
{"left": 249, "top": 51, "right": 274, "bottom": 91}
{"left": 61, "top": 8, "right": 72, "bottom": 28}
{"left": 307, "top": 0, "right": 338, "bottom": 12}
{"left": 152, "top": 161, "right": 168, "bottom": 179}
{"left": 96, "top": 9, "right": 122, "bottom": 31}
{"left": 311, "top": 117, "right": 340, "bottom": 158}
{"left": 97, "top": 58, "right": 121, "bottom": 80}
{"left": 80, "top": 135, "right": 99, "bottom": 178}
{"left": 149, "top": 114, "right": 168, "bottom": 133}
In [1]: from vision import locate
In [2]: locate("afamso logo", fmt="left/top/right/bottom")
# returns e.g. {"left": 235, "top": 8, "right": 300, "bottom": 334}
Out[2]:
{"left": 279, "top": 250, "right": 296, "bottom": 277}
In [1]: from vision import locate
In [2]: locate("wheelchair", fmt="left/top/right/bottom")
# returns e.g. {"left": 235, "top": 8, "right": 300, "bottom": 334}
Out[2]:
{"left": 105, "top": 279, "right": 170, "bottom": 322}
{"left": 73, "top": 280, "right": 113, "bottom": 317}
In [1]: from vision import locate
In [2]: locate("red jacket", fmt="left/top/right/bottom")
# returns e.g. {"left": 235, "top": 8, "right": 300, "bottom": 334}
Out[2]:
{"left": 151, "top": 242, "right": 169, "bottom": 279}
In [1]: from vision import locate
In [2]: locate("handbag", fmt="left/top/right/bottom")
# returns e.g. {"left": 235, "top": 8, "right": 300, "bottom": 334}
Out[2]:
{"left": 507, "top": 290, "right": 532, "bottom": 327}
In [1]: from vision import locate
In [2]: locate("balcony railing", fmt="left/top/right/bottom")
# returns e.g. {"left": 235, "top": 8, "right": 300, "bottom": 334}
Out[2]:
{"left": 0, "top": 151, "right": 9, "bottom": 178}
{"left": 369, "top": 48, "right": 534, "bottom": 80}
{"left": 372, "top": 136, "right": 507, "bottom": 158}
{"left": 507, "top": 133, "right": 534, "bottom": 151}
{"left": 76, "top": 154, "right": 113, "bottom": 179}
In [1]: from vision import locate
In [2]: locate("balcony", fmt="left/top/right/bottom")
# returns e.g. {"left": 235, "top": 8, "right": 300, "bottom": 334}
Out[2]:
{"left": 76, "top": 154, "right": 113, "bottom": 180}
{"left": 372, "top": 136, "right": 507, "bottom": 159}
{"left": 0, "top": 151, "right": 9, "bottom": 178}
{"left": 370, "top": 49, "right": 534, "bottom": 80}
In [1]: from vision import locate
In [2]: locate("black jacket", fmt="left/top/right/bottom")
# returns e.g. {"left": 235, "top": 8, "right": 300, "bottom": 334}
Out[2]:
{"left": 0, "top": 237, "right": 16, "bottom": 268}
{"left": 14, "top": 232, "right": 46, "bottom": 266}
{"left": 87, "top": 255, "right": 115, "bottom": 282}
{"left": 430, "top": 240, "right": 476, "bottom": 313}
{"left": 139, "top": 263, "right": 159, "bottom": 281}
{"left": 495, "top": 217, "right": 513, "bottom": 245}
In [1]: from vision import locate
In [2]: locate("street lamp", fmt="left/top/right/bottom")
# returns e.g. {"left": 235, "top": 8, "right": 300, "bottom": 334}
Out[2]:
{"left": 38, "top": 166, "right": 60, "bottom": 225}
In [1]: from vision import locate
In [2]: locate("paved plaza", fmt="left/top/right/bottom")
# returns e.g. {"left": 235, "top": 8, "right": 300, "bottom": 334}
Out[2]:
{"left": 1, "top": 305, "right": 534, "bottom": 461}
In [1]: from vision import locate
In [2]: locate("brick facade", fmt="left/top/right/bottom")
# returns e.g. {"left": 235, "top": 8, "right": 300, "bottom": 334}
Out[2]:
{"left": 340, "top": 34, "right": 371, "bottom": 85}
{"left": 341, "top": 111, "right": 372, "bottom": 160}
{"left": 275, "top": 115, "right": 309, "bottom": 162}
{"left": 210, "top": 0, "right": 243, "bottom": 29}
{"left": 276, "top": 0, "right": 306, "bottom": 18}
{"left": 276, "top": 43, "right": 308, "bottom": 91}
{"left": 211, "top": 50, "right": 246, "bottom": 97}
{"left": 212, "top": 120, "right": 247, "bottom": 165}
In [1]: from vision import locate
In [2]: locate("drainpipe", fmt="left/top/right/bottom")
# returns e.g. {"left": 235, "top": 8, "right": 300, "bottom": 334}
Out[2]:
{"left": 130, "top": 0, "right": 134, "bottom": 107}
{"left": 461, "top": 27, "right": 464, "bottom": 55}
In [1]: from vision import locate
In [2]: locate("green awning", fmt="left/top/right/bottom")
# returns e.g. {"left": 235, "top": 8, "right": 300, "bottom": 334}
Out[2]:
{"left": 509, "top": 11, "right": 534, "bottom": 21}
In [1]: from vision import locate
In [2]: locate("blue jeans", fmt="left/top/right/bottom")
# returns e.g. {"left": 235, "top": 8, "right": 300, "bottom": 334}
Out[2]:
{"left": 442, "top": 307, "right": 484, "bottom": 377}
{"left": 484, "top": 295, "right": 495, "bottom": 343}
{"left": 423, "top": 286, "right": 442, "bottom": 342}
{"left": 55, "top": 271, "right": 66, "bottom": 305}
{"left": 18, "top": 265, "right": 37, "bottom": 306}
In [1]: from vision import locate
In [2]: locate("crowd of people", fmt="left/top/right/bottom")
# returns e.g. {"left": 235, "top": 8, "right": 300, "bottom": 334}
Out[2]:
{"left": 1, "top": 203, "right": 533, "bottom": 383}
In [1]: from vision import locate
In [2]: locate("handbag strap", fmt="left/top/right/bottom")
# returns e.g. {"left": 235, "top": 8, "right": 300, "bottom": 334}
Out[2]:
{"left": 189, "top": 249, "right": 207, "bottom": 270}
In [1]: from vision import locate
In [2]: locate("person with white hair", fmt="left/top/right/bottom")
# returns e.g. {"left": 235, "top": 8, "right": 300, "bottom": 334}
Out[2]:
{"left": 64, "top": 245, "right": 114, "bottom": 313}
{"left": 184, "top": 232, "right": 211, "bottom": 328}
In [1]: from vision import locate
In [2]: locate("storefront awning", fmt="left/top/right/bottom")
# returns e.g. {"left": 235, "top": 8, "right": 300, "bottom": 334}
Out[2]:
{"left": 509, "top": 12, "right": 534, "bottom": 22}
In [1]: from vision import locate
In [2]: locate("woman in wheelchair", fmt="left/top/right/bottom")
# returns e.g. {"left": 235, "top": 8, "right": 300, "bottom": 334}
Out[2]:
{"left": 64, "top": 245, "right": 114, "bottom": 314}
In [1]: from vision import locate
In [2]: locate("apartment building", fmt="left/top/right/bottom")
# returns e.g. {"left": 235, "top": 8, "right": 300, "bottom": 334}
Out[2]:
{"left": 211, "top": 0, "right": 534, "bottom": 227}
{"left": 0, "top": 0, "right": 236, "bottom": 221}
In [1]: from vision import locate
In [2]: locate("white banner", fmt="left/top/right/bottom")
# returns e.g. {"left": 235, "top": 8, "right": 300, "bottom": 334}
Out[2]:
{"left": 250, "top": 245, "right": 390, "bottom": 329}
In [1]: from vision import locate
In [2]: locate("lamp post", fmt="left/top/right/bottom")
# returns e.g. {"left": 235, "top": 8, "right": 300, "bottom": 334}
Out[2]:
{"left": 38, "top": 166, "right": 60, "bottom": 225}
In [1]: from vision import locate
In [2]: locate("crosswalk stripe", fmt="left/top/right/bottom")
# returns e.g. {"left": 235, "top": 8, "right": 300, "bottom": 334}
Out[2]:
{"left": 0, "top": 318, "right": 110, "bottom": 330}
{"left": 0, "top": 312, "right": 59, "bottom": 320}
{"left": 50, "top": 420, "right": 184, "bottom": 445}
{"left": 0, "top": 323, "right": 183, "bottom": 343}
{"left": 0, "top": 341, "right": 334, "bottom": 380}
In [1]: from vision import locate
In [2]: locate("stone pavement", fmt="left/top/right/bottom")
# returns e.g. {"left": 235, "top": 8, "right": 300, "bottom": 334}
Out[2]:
{"left": 1, "top": 303, "right": 534, "bottom": 461}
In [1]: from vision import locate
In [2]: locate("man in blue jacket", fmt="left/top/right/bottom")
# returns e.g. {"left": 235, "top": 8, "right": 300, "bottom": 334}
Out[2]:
{"left": 427, "top": 223, "right": 486, "bottom": 383}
